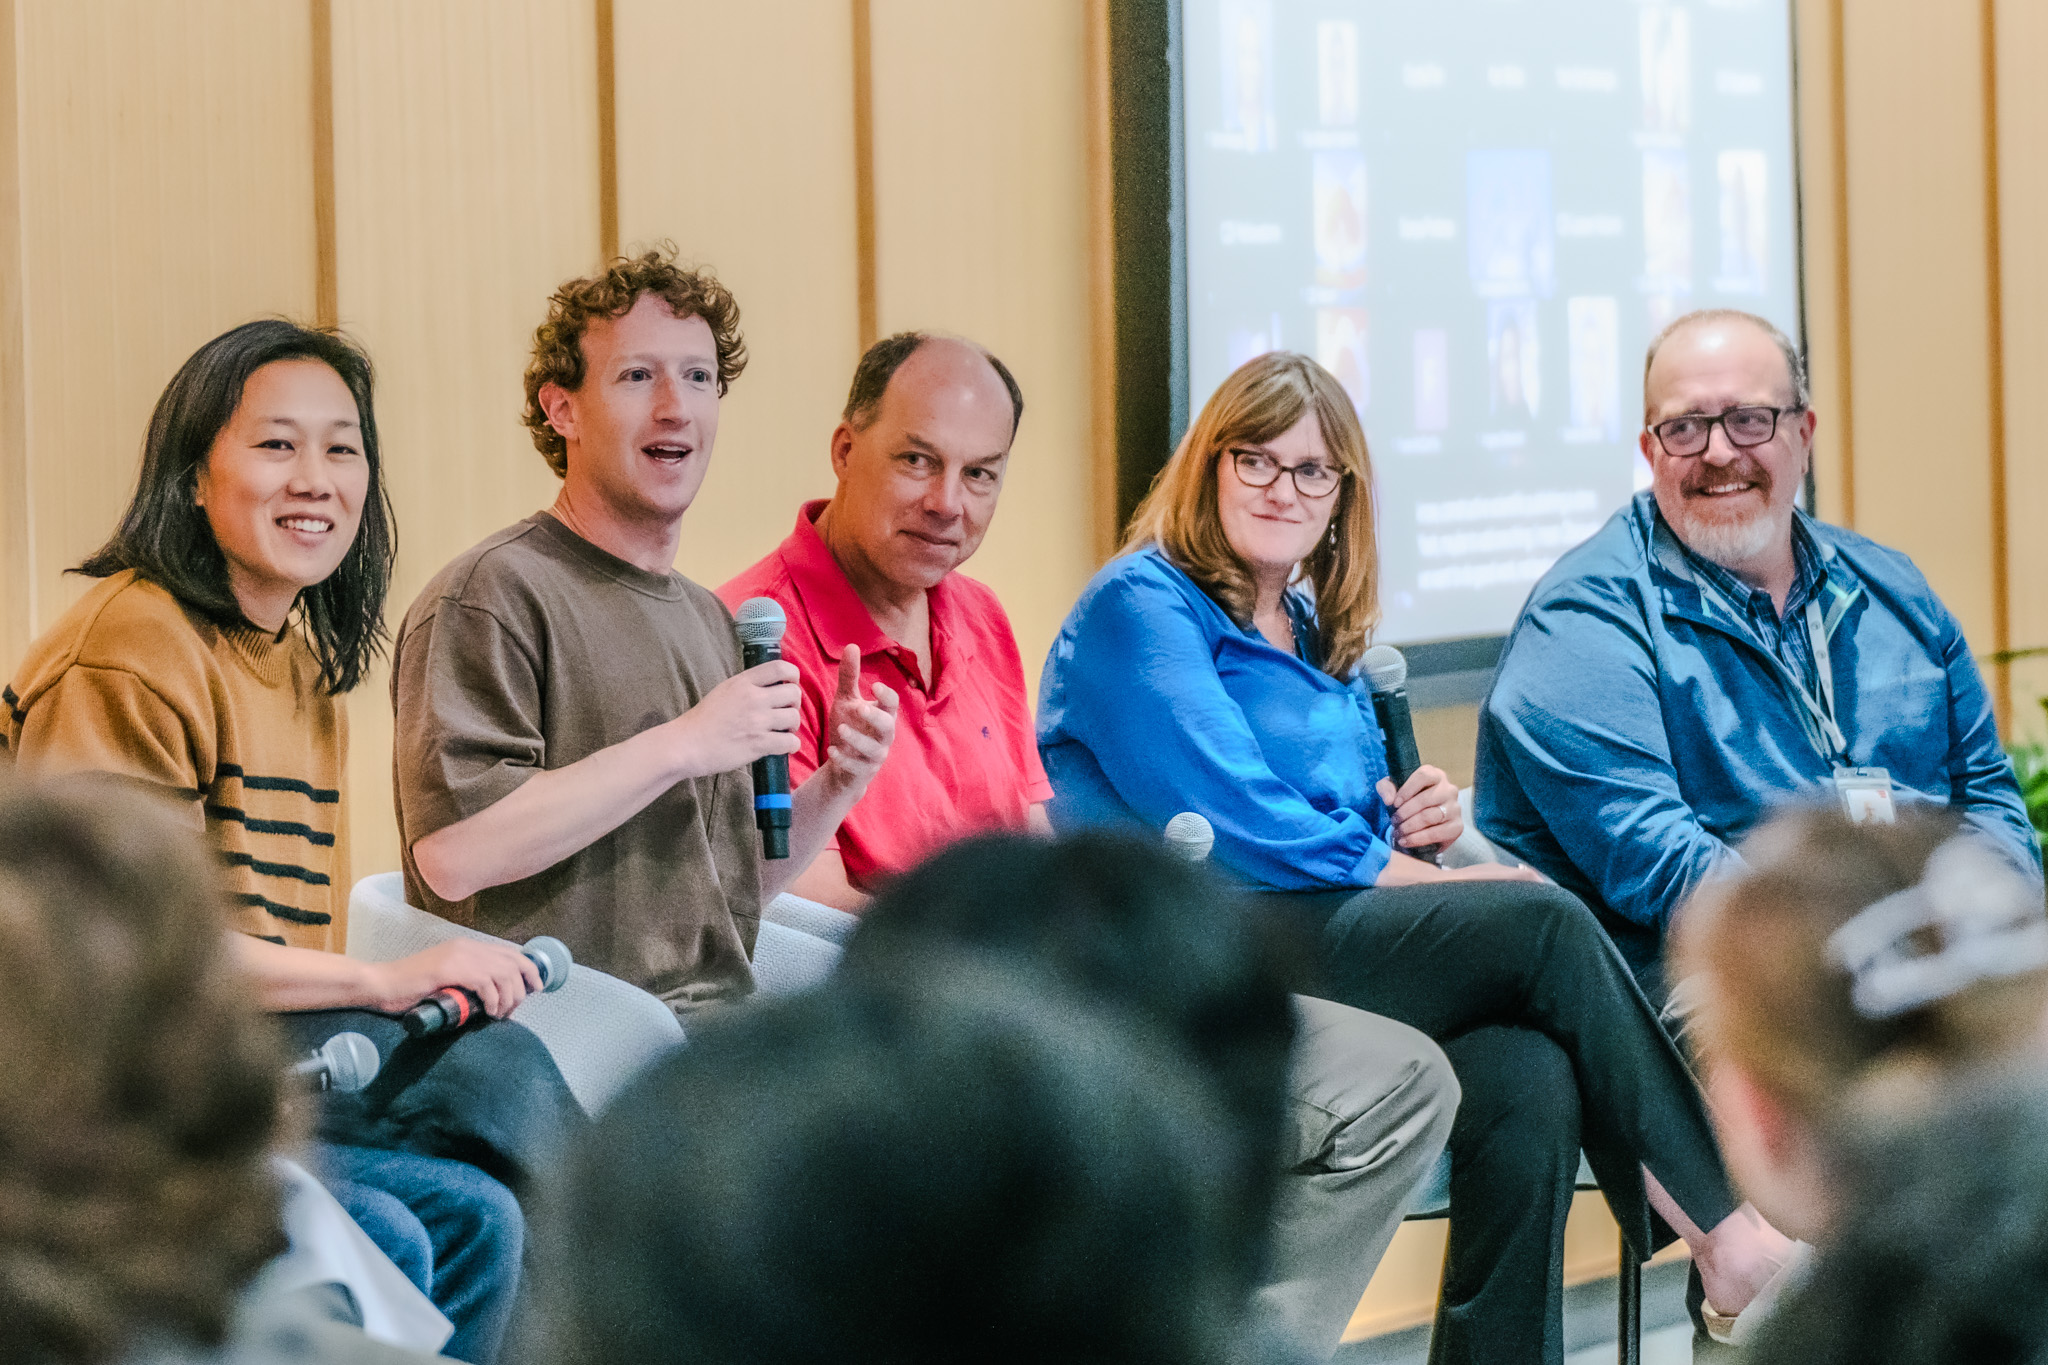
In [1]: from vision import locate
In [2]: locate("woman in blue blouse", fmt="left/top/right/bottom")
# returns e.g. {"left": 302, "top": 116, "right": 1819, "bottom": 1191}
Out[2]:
{"left": 1040, "top": 353, "right": 1794, "bottom": 1363}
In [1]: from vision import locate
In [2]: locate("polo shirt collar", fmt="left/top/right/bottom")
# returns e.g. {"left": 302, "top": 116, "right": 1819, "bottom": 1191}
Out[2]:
{"left": 780, "top": 501, "right": 978, "bottom": 694}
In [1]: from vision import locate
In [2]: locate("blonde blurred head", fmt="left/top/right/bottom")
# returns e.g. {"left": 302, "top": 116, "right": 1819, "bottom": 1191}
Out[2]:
{"left": 1122, "top": 352, "right": 1379, "bottom": 679}
{"left": 1671, "top": 807, "right": 2048, "bottom": 1237}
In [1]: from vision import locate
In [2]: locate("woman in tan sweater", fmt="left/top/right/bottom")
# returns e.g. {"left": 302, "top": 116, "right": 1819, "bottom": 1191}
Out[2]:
{"left": 4, "top": 319, "right": 556, "bottom": 1364}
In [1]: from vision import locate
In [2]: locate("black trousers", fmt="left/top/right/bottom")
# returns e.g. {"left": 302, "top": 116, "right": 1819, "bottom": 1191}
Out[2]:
{"left": 1255, "top": 881, "right": 1738, "bottom": 1365}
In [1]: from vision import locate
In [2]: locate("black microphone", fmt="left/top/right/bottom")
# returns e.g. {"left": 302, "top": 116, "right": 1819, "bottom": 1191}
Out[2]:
{"left": 1362, "top": 645, "right": 1442, "bottom": 866}
{"left": 733, "top": 596, "right": 793, "bottom": 860}
{"left": 294, "top": 1031, "right": 380, "bottom": 1092}
{"left": 401, "top": 935, "right": 573, "bottom": 1038}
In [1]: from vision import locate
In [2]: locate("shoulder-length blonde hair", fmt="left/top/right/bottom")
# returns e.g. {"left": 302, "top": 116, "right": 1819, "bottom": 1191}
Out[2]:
{"left": 1122, "top": 351, "right": 1378, "bottom": 678}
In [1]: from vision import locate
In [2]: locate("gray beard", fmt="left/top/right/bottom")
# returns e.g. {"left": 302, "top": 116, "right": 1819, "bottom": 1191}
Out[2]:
{"left": 1670, "top": 503, "right": 1786, "bottom": 572}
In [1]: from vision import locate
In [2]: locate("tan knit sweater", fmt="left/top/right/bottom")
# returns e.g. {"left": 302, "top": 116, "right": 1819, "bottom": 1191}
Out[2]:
{"left": 2, "top": 571, "right": 351, "bottom": 951}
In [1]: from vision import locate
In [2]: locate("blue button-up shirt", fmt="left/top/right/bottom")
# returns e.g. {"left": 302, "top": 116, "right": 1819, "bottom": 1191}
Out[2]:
{"left": 1037, "top": 546, "right": 1399, "bottom": 890}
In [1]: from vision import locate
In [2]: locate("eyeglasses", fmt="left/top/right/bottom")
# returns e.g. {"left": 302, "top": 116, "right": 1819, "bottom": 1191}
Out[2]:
{"left": 1227, "top": 447, "right": 1344, "bottom": 498}
{"left": 1648, "top": 405, "right": 1805, "bottom": 458}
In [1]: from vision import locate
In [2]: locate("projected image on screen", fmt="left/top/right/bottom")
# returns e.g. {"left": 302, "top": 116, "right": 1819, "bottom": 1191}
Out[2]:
{"left": 1182, "top": 0, "right": 1800, "bottom": 647}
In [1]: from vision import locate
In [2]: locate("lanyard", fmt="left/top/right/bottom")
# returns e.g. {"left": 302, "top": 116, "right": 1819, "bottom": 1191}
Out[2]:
{"left": 1799, "top": 597, "right": 1850, "bottom": 764}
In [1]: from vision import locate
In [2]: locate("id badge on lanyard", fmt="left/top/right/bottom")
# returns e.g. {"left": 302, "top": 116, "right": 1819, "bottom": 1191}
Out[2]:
{"left": 1833, "top": 766, "right": 1896, "bottom": 824}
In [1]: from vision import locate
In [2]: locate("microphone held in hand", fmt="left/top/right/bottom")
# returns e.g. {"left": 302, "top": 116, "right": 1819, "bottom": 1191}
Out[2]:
{"left": 294, "top": 1031, "right": 381, "bottom": 1092}
{"left": 734, "top": 596, "right": 793, "bottom": 860}
{"left": 1164, "top": 811, "right": 1216, "bottom": 863}
{"left": 400, "top": 935, "right": 573, "bottom": 1038}
{"left": 1361, "top": 645, "right": 1442, "bottom": 866}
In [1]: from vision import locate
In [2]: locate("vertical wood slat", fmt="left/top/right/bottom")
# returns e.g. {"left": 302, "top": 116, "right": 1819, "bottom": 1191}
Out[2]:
{"left": 852, "top": 0, "right": 876, "bottom": 350}
{"left": 595, "top": 0, "right": 617, "bottom": 261}
{"left": 1980, "top": 0, "right": 2011, "bottom": 731}
{"left": 1827, "top": 0, "right": 1855, "bottom": 529}
{"left": 0, "top": 0, "right": 32, "bottom": 662}
{"left": 312, "top": 0, "right": 336, "bottom": 328}
{"left": 1084, "top": 0, "right": 1117, "bottom": 564}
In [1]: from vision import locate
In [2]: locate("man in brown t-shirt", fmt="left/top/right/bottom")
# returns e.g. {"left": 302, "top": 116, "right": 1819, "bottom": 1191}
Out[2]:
{"left": 392, "top": 250, "right": 898, "bottom": 1016}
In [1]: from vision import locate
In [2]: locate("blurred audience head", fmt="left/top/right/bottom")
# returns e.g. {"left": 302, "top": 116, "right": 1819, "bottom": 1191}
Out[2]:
{"left": 0, "top": 777, "right": 288, "bottom": 1365}
{"left": 522, "top": 242, "right": 747, "bottom": 479}
{"left": 1672, "top": 806, "right": 2048, "bottom": 1238}
{"left": 843, "top": 830, "right": 1300, "bottom": 1258}
{"left": 74, "top": 317, "right": 393, "bottom": 695}
{"left": 1122, "top": 349, "right": 1379, "bottom": 678}
{"left": 1746, "top": 1074, "right": 2048, "bottom": 1365}
{"left": 535, "top": 965, "right": 1250, "bottom": 1365}
{"left": 823, "top": 331, "right": 1024, "bottom": 589}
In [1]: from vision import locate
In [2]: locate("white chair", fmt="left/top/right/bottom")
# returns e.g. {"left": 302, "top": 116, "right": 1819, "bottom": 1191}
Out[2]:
{"left": 346, "top": 873, "right": 684, "bottom": 1116}
{"left": 752, "top": 918, "right": 843, "bottom": 996}
{"left": 765, "top": 891, "right": 860, "bottom": 946}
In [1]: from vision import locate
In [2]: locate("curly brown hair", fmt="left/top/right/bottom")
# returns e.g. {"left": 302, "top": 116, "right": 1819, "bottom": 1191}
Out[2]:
{"left": 521, "top": 244, "right": 748, "bottom": 476}
{"left": 0, "top": 776, "right": 290, "bottom": 1364}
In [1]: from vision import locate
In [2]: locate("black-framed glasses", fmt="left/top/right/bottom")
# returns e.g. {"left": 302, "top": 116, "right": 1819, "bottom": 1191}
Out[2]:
{"left": 1648, "top": 405, "right": 1805, "bottom": 457}
{"left": 1227, "top": 447, "right": 1344, "bottom": 498}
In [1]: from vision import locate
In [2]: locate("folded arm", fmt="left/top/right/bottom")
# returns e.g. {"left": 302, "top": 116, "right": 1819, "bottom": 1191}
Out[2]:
{"left": 1485, "top": 590, "right": 1738, "bottom": 927}
{"left": 1940, "top": 613, "right": 2043, "bottom": 874}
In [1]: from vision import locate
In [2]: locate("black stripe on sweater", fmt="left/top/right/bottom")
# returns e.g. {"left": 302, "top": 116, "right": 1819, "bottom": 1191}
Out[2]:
{"left": 234, "top": 892, "right": 332, "bottom": 926}
{"left": 216, "top": 764, "right": 340, "bottom": 803}
{"left": 219, "top": 850, "right": 332, "bottom": 886}
{"left": 205, "top": 804, "right": 337, "bottom": 847}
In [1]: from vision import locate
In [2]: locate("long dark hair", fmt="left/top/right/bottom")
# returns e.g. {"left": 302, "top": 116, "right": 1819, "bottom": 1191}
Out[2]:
{"left": 75, "top": 319, "right": 395, "bottom": 694}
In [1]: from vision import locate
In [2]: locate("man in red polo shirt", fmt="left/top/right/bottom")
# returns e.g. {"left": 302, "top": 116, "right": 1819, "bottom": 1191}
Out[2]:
{"left": 717, "top": 331, "right": 1048, "bottom": 909}
{"left": 720, "top": 332, "right": 1460, "bottom": 1360}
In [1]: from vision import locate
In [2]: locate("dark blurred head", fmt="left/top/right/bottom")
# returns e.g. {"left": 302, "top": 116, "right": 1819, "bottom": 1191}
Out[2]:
{"left": 1747, "top": 1073, "right": 2048, "bottom": 1365}
{"left": 535, "top": 965, "right": 1248, "bottom": 1365}
{"left": 0, "top": 777, "right": 289, "bottom": 1365}
{"left": 841, "top": 831, "right": 1300, "bottom": 1275}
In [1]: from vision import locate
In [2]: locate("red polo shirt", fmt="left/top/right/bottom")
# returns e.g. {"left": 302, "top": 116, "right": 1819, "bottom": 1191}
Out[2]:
{"left": 717, "top": 501, "right": 1052, "bottom": 890}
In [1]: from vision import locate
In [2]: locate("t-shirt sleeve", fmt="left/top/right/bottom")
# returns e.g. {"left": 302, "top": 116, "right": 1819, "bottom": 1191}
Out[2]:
{"left": 13, "top": 665, "right": 210, "bottom": 825}
{"left": 393, "top": 597, "right": 550, "bottom": 838}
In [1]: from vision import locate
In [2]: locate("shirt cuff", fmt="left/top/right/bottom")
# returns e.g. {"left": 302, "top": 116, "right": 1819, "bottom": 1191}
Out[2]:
{"left": 1350, "top": 838, "right": 1393, "bottom": 888}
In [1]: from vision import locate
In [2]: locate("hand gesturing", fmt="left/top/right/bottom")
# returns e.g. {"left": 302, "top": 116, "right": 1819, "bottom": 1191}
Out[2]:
{"left": 819, "top": 644, "right": 899, "bottom": 794}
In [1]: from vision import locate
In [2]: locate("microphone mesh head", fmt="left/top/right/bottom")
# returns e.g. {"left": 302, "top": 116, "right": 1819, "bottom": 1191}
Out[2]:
{"left": 323, "top": 1032, "right": 381, "bottom": 1093}
{"left": 524, "top": 935, "right": 574, "bottom": 992}
{"left": 733, "top": 597, "right": 788, "bottom": 648}
{"left": 1163, "top": 811, "right": 1216, "bottom": 862}
{"left": 1361, "top": 644, "right": 1408, "bottom": 693}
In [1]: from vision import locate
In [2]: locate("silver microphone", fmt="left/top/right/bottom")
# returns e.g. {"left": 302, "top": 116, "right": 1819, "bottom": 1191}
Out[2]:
{"left": 1164, "top": 811, "right": 1216, "bottom": 863}
{"left": 294, "top": 1031, "right": 380, "bottom": 1093}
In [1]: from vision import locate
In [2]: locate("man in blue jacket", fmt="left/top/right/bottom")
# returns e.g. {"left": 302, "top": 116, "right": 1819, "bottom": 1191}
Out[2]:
{"left": 1477, "top": 308, "right": 2039, "bottom": 1001}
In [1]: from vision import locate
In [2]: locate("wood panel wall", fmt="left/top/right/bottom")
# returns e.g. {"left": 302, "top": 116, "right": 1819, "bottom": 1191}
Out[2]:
{"left": 0, "top": 0, "right": 1104, "bottom": 878}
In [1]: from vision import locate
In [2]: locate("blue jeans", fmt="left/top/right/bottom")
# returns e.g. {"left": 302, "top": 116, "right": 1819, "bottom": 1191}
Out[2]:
{"left": 317, "top": 1141, "right": 523, "bottom": 1364}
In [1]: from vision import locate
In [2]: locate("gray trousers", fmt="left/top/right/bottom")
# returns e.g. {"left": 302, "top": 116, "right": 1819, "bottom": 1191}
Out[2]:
{"left": 1261, "top": 995, "right": 1459, "bottom": 1358}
